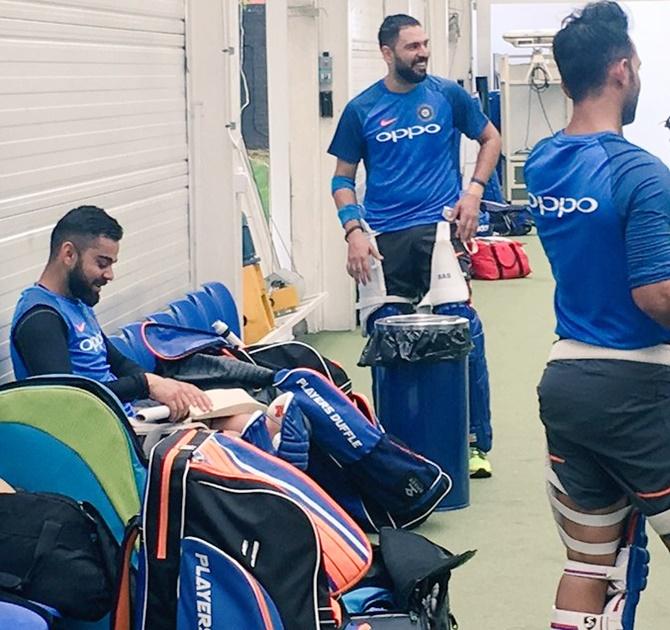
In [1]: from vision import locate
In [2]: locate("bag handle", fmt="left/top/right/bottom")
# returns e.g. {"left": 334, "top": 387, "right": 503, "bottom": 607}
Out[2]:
{"left": 490, "top": 241, "right": 524, "bottom": 276}
{"left": 110, "top": 516, "right": 141, "bottom": 630}
{"left": 489, "top": 242, "right": 517, "bottom": 270}
{"left": 507, "top": 241, "right": 527, "bottom": 274}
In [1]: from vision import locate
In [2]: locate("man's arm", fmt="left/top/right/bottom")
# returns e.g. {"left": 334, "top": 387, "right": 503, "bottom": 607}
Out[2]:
{"left": 632, "top": 281, "right": 670, "bottom": 327}
{"left": 13, "top": 306, "right": 212, "bottom": 418}
{"left": 332, "top": 159, "right": 382, "bottom": 285}
{"left": 471, "top": 122, "right": 503, "bottom": 194}
{"left": 624, "top": 158, "right": 670, "bottom": 327}
{"left": 450, "top": 122, "right": 502, "bottom": 241}
{"left": 104, "top": 335, "right": 213, "bottom": 419}
{"left": 12, "top": 307, "right": 72, "bottom": 374}
{"left": 104, "top": 336, "right": 150, "bottom": 401}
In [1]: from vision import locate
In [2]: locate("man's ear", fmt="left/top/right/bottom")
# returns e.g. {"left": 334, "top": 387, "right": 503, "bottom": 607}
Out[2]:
{"left": 380, "top": 44, "right": 394, "bottom": 65}
{"left": 59, "top": 241, "right": 78, "bottom": 268}
{"left": 610, "top": 58, "right": 629, "bottom": 86}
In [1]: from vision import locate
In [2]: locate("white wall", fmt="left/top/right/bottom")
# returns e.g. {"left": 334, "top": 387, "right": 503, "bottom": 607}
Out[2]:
{"left": 186, "top": 0, "right": 241, "bottom": 300}
{"left": 266, "top": 0, "right": 293, "bottom": 270}
{"left": 447, "top": 0, "right": 474, "bottom": 86}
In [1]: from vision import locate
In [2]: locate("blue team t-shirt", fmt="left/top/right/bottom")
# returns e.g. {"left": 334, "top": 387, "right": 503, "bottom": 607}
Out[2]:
{"left": 328, "top": 76, "right": 488, "bottom": 233}
{"left": 11, "top": 285, "right": 135, "bottom": 415}
{"left": 525, "top": 131, "right": 670, "bottom": 349}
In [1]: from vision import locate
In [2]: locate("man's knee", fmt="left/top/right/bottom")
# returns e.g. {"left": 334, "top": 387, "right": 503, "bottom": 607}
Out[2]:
{"left": 557, "top": 493, "right": 629, "bottom": 562}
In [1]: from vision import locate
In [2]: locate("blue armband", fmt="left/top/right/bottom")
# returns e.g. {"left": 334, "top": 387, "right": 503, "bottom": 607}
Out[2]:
{"left": 338, "top": 203, "right": 363, "bottom": 227}
{"left": 331, "top": 175, "right": 356, "bottom": 194}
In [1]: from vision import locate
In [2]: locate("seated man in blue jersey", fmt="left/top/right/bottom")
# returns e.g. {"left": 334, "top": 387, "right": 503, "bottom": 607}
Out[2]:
{"left": 328, "top": 14, "right": 502, "bottom": 477}
{"left": 526, "top": 2, "right": 670, "bottom": 628}
{"left": 10, "top": 205, "right": 213, "bottom": 421}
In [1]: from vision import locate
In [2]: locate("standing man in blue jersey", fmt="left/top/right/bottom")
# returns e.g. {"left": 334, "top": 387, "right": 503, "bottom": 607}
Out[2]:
{"left": 328, "top": 14, "right": 502, "bottom": 477}
{"left": 526, "top": 3, "right": 670, "bottom": 628}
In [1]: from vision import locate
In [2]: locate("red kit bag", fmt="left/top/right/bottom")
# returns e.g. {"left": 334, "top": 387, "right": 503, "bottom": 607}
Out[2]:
{"left": 471, "top": 237, "right": 531, "bottom": 280}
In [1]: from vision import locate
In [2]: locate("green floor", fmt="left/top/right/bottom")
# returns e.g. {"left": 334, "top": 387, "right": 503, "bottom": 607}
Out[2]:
{"left": 301, "top": 235, "right": 670, "bottom": 628}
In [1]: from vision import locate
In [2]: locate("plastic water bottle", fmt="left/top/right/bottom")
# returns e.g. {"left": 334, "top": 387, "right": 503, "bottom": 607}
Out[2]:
{"left": 212, "top": 320, "right": 244, "bottom": 348}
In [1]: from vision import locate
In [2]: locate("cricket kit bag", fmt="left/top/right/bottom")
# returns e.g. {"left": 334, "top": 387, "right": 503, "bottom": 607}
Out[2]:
{"left": 269, "top": 369, "right": 452, "bottom": 532}
{"left": 113, "top": 428, "right": 372, "bottom": 630}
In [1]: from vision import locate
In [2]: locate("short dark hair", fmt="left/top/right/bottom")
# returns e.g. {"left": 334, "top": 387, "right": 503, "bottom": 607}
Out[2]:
{"left": 49, "top": 205, "right": 123, "bottom": 260}
{"left": 553, "top": 1, "right": 634, "bottom": 102}
{"left": 378, "top": 14, "right": 421, "bottom": 49}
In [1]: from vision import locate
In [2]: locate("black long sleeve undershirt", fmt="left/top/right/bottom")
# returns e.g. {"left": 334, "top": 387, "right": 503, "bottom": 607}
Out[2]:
{"left": 11, "top": 305, "right": 149, "bottom": 402}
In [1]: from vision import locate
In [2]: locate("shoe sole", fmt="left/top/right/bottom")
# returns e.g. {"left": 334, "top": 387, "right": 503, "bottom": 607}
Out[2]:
{"left": 470, "top": 469, "right": 492, "bottom": 479}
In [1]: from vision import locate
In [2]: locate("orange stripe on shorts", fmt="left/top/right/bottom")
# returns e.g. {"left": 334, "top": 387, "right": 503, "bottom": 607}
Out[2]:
{"left": 637, "top": 485, "right": 670, "bottom": 500}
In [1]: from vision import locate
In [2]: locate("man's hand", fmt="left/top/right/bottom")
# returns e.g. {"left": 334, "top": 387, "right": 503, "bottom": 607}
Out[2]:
{"left": 449, "top": 192, "right": 482, "bottom": 242}
{"left": 145, "top": 373, "right": 213, "bottom": 422}
{"left": 346, "top": 229, "right": 383, "bottom": 285}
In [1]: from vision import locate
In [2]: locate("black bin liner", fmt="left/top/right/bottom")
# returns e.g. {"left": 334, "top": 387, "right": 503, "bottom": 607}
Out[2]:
{"left": 358, "top": 314, "right": 473, "bottom": 367}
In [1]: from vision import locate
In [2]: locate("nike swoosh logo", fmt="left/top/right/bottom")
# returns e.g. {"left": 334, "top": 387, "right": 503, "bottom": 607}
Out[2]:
{"left": 380, "top": 118, "right": 397, "bottom": 127}
{"left": 75, "top": 322, "right": 86, "bottom": 333}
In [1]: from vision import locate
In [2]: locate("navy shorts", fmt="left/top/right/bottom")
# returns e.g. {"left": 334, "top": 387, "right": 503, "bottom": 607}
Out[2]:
{"left": 538, "top": 359, "right": 670, "bottom": 536}
{"left": 375, "top": 223, "right": 470, "bottom": 303}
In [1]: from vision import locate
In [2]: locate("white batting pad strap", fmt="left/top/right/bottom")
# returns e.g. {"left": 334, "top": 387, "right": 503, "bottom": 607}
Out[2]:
{"left": 551, "top": 607, "right": 621, "bottom": 630}
{"left": 648, "top": 507, "right": 670, "bottom": 537}
{"left": 563, "top": 560, "right": 625, "bottom": 583}
{"left": 557, "top": 525, "right": 621, "bottom": 556}
{"left": 547, "top": 487, "right": 631, "bottom": 527}
{"left": 546, "top": 463, "right": 568, "bottom": 494}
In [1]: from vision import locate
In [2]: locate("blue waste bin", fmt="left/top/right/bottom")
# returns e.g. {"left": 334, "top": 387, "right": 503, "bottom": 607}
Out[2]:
{"left": 362, "top": 314, "right": 472, "bottom": 510}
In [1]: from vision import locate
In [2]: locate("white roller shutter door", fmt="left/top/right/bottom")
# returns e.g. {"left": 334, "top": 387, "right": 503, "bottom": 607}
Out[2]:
{"left": 0, "top": 0, "right": 191, "bottom": 382}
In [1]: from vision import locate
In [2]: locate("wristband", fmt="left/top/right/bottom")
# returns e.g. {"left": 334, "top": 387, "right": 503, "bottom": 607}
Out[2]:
{"left": 470, "top": 177, "right": 487, "bottom": 190}
{"left": 344, "top": 224, "right": 363, "bottom": 241}
{"left": 331, "top": 175, "right": 356, "bottom": 194}
{"left": 338, "top": 203, "right": 363, "bottom": 227}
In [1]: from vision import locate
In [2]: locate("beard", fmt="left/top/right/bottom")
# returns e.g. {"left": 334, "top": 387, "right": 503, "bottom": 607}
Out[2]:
{"left": 395, "top": 56, "right": 428, "bottom": 84}
{"left": 68, "top": 261, "right": 101, "bottom": 306}
{"left": 622, "top": 67, "right": 640, "bottom": 126}
{"left": 622, "top": 87, "right": 640, "bottom": 126}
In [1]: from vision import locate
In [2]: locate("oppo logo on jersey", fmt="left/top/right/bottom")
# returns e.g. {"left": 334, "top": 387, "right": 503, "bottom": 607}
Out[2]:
{"left": 79, "top": 332, "right": 104, "bottom": 353}
{"left": 376, "top": 123, "right": 442, "bottom": 143}
{"left": 528, "top": 192, "right": 599, "bottom": 218}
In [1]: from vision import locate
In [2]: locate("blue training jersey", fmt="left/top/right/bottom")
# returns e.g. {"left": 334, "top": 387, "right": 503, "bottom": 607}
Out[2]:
{"left": 525, "top": 131, "right": 670, "bottom": 349}
{"left": 328, "top": 76, "right": 488, "bottom": 233}
{"left": 11, "top": 285, "right": 134, "bottom": 415}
